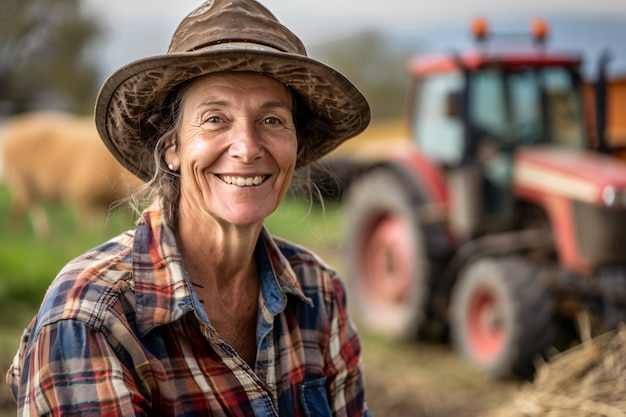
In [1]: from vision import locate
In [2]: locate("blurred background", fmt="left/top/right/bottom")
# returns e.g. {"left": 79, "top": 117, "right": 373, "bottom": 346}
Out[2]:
{"left": 1, "top": 1, "right": 625, "bottom": 416}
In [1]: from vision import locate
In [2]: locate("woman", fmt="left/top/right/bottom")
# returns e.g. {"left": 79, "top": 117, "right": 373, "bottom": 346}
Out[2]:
{"left": 7, "top": 0, "right": 371, "bottom": 416}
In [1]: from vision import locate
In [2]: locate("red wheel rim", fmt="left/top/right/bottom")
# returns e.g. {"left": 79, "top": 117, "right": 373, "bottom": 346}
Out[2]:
{"left": 360, "top": 214, "right": 414, "bottom": 308}
{"left": 466, "top": 287, "right": 505, "bottom": 362}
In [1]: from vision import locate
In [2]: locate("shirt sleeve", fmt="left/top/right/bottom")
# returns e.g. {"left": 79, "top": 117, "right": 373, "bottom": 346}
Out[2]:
{"left": 12, "top": 319, "right": 147, "bottom": 417}
{"left": 324, "top": 275, "right": 372, "bottom": 417}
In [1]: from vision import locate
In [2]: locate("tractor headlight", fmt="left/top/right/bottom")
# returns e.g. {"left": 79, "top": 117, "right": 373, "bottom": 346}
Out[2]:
{"left": 602, "top": 186, "right": 626, "bottom": 207}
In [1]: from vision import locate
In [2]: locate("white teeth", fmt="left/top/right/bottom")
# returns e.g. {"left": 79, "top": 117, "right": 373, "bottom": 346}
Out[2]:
{"left": 221, "top": 175, "right": 266, "bottom": 187}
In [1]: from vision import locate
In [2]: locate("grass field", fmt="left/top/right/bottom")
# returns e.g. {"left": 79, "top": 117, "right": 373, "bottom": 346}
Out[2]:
{"left": 0, "top": 184, "right": 344, "bottom": 414}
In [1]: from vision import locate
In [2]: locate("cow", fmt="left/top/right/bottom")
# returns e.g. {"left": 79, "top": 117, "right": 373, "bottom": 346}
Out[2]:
{"left": 1, "top": 110, "right": 143, "bottom": 238}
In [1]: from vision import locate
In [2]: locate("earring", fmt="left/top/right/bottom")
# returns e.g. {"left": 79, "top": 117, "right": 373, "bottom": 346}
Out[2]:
{"left": 168, "top": 163, "right": 174, "bottom": 170}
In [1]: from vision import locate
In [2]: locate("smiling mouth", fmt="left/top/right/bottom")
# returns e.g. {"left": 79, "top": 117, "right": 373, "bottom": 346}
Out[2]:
{"left": 218, "top": 175, "right": 268, "bottom": 187}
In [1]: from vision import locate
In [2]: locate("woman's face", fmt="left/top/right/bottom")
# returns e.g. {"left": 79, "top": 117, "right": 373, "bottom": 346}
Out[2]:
{"left": 167, "top": 72, "right": 298, "bottom": 227}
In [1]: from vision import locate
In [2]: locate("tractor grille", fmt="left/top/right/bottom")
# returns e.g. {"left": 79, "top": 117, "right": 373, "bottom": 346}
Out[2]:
{"left": 574, "top": 201, "right": 626, "bottom": 264}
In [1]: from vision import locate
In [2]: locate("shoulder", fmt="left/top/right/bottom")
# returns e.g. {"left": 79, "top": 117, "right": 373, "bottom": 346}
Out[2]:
{"left": 31, "top": 230, "right": 137, "bottom": 340}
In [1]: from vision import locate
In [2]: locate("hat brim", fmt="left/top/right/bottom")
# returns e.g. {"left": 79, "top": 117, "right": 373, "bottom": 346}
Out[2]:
{"left": 95, "top": 48, "right": 370, "bottom": 182}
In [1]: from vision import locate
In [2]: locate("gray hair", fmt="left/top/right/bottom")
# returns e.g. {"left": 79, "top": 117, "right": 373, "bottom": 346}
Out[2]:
{"left": 126, "top": 81, "right": 191, "bottom": 228}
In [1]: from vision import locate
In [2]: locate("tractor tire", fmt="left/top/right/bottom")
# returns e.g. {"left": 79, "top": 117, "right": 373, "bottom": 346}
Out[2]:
{"left": 344, "top": 167, "right": 432, "bottom": 341}
{"left": 449, "top": 256, "right": 555, "bottom": 379}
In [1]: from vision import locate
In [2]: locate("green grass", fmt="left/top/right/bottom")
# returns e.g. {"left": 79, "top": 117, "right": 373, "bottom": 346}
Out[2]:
{"left": 266, "top": 195, "right": 345, "bottom": 252}
{"left": 0, "top": 187, "right": 135, "bottom": 327}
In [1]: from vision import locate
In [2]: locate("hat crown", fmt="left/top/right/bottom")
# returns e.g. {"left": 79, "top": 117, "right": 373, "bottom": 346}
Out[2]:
{"left": 95, "top": 0, "right": 370, "bottom": 182}
{"left": 168, "top": 0, "right": 306, "bottom": 56}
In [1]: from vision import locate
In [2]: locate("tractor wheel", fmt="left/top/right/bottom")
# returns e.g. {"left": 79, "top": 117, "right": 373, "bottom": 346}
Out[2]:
{"left": 344, "top": 167, "right": 431, "bottom": 341}
{"left": 449, "top": 256, "right": 555, "bottom": 379}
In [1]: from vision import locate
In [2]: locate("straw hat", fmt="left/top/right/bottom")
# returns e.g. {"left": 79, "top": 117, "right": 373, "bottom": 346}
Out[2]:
{"left": 95, "top": 0, "right": 370, "bottom": 182}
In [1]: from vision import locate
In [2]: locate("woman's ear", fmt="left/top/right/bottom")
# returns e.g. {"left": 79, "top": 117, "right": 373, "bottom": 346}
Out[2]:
{"left": 164, "top": 137, "right": 180, "bottom": 171}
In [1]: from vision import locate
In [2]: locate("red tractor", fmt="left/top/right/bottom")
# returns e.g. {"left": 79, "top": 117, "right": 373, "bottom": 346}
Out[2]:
{"left": 335, "top": 18, "right": 626, "bottom": 378}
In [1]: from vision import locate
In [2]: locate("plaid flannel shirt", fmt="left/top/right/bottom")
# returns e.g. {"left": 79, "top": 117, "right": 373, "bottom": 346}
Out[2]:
{"left": 7, "top": 201, "right": 370, "bottom": 416}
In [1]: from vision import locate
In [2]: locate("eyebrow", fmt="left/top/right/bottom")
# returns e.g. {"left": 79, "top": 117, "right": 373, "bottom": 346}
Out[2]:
{"left": 260, "top": 101, "right": 293, "bottom": 111}
{"left": 196, "top": 99, "right": 292, "bottom": 111}
{"left": 196, "top": 99, "right": 228, "bottom": 108}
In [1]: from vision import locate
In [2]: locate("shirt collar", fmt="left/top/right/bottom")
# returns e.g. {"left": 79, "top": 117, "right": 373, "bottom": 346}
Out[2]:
{"left": 257, "top": 227, "right": 314, "bottom": 314}
{"left": 132, "top": 200, "right": 311, "bottom": 336}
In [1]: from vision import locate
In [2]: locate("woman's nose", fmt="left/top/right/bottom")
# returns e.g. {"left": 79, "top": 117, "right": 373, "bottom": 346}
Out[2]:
{"left": 228, "top": 121, "right": 265, "bottom": 162}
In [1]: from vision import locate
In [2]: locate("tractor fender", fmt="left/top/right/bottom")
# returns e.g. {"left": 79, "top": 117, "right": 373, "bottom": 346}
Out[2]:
{"left": 378, "top": 147, "right": 449, "bottom": 208}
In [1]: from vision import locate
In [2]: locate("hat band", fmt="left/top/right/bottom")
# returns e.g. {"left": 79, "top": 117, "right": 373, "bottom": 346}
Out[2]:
{"left": 193, "top": 41, "right": 283, "bottom": 53}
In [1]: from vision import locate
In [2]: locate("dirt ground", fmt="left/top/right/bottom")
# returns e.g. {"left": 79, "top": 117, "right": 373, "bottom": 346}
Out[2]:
{"left": 0, "top": 337, "right": 519, "bottom": 417}
{"left": 360, "top": 335, "right": 519, "bottom": 417}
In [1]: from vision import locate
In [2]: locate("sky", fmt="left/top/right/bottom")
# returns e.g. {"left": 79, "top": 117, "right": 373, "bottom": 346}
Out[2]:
{"left": 83, "top": 0, "right": 626, "bottom": 40}
{"left": 82, "top": 0, "right": 626, "bottom": 80}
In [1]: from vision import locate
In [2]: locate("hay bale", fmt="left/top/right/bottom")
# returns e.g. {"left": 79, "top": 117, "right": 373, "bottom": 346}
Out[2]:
{"left": 484, "top": 322, "right": 626, "bottom": 417}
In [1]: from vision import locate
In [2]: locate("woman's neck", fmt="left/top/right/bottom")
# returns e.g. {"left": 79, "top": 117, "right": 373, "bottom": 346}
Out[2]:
{"left": 176, "top": 207, "right": 263, "bottom": 291}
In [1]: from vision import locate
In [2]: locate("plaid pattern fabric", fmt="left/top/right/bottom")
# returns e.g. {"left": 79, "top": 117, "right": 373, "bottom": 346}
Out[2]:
{"left": 7, "top": 201, "right": 370, "bottom": 416}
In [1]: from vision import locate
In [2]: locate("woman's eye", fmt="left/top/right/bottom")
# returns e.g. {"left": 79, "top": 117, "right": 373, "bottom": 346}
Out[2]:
{"left": 206, "top": 116, "right": 222, "bottom": 124}
{"left": 263, "top": 117, "right": 281, "bottom": 125}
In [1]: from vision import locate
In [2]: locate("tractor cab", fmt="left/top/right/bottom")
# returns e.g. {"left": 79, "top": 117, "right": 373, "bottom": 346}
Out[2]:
{"left": 407, "top": 18, "right": 588, "bottom": 236}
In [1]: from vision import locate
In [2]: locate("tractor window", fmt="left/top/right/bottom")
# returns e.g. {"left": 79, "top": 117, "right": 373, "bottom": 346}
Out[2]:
{"left": 509, "top": 69, "right": 544, "bottom": 145}
{"left": 542, "top": 68, "right": 585, "bottom": 147}
{"left": 469, "top": 69, "right": 509, "bottom": 145}
{"left": 509, "top": 67, "right": 585, "bottom": 147}
{"left": 469, "top": 66, "right": 585, "bottom": 149}
{"left": 413, "top": 73, "right": 464, "bottom": 164}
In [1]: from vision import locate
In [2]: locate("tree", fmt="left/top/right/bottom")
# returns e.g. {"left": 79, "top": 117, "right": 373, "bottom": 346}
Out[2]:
{"left": 310, "top": 30, "right": 422, "bottom": 121}
{"left": 0, "top": 0, "right": 102, "bottom": 115}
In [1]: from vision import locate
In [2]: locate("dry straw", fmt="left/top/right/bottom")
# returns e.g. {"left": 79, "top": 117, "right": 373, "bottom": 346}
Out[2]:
{"left": 484, "top": 317, "right": 626, "bottom": 417}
